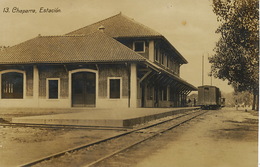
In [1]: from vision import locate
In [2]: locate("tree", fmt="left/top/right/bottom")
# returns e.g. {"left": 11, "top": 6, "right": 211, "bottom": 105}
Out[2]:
{"left": 209, "top": 0, "right": 259, "bottom": 110}
{"left": 234, "top": 91, "right": 253, "bottom": 107}
{"left": 222, "top": 91, "right": 253, "bottom": 107}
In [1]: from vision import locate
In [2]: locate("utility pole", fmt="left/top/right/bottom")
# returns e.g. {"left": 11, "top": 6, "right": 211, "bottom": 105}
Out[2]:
{"left": 208, "top": 53, "right": 212, "bottom": 86}
{"left": 202, "top": 55, "right": 204, "bottom": 86}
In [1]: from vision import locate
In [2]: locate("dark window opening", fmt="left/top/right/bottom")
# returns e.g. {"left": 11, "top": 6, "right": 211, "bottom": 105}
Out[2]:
{"left": 167, "top": 56, "right": 170, "bottom": 68}
{"left": 155, "top": 48, "right": 159, "bottom": 62}
{"left": 109, "top": 79, "right": 120, "bottom": 99}
{"left": 170, "top": 59, "right": 174, "bottom": 71}
{"left": 2, "top": 72, "right": 23, "bottom": 99}
{"left": 161, "top": 53, "right": 165, "bottom": 65}
{"left": 48, "top": 80, "right": 58, "bottom": 99}
{"left": 134, "top": 41, "right": 145, "bottom": 52}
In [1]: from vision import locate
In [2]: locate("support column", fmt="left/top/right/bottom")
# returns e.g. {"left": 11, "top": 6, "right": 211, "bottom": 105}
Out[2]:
{"left": 130, "top": 63, "right": 137, "bottom": 108}
{"left": 33, "top": 65, "right": 39, "bottom": 106}
{"left": 144, "top": 82, "right": 148, "bottom": 107}
{"left": 148, "top": 40, "right": 154, "bottom": 61}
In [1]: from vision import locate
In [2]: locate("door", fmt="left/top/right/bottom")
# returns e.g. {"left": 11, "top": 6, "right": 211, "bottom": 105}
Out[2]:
{"left": 72, "top": 72, "right": 96, "bottom": 107}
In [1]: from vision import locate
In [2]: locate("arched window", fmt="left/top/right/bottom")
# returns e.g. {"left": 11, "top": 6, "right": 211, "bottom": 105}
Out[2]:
{"left": 1, "top": 72, "right": 23, "bottom": 99}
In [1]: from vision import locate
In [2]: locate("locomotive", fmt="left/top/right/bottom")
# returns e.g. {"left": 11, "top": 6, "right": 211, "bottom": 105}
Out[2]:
{"left": 197, "top": 85, "right": 224, "bottom": 110}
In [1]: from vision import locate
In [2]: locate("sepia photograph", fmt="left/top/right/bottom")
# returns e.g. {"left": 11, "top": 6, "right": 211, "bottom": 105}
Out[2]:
{"left": 0, "top": 0, "right": 258, "bottom": 166}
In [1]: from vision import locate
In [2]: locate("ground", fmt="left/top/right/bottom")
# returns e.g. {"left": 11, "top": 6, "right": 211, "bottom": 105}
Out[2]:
{"left": 0, "top": 107, "right": 258, "bottom": 167}
{"left": 134, "top": 108, "right": 258, "bottom": 167}
{"left": 92, "top": 107, "right": 258, "bottom": 167}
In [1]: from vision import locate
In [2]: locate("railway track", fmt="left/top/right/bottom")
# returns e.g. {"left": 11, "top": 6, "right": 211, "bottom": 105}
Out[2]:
{"left": 20, "top": 109, "right": 207, "bottom": 167}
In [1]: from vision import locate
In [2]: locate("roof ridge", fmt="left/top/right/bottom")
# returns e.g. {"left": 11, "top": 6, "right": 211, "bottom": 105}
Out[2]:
{"left": 66, "top": 13, "right": 162, "bottom": 37}
{"left": 4, "top": 31, "right": 100, "bottom": 51}
{"left": 6, "top": 34, "right": 88, "bottom": 50}
{"left": 40, "top": 34, "right": 86, "bottom": 37}
{"left": 6, "top": 36, "right": 39, "bottom": 50}
{"left": 65, "top": 13, "right": 121, "bottom": 35}
{"left": 41, "top": 30, "right": 105, "bottom": 38}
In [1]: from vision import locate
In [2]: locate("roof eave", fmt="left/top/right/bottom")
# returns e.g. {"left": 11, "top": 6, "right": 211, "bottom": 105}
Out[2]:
{"left": 0, "top": 59, "right": 146, "bottom": 65}
{"left": 161, "top": 36, "right": 188, "bottom": 64}
{"left": 144, "top": 60, "right": 197, "bottom": 91}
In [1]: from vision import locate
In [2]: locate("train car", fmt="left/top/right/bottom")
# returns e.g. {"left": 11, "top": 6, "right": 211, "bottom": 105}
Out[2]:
{"left": 197, "top": 85, "right": 222, "bottom": 110}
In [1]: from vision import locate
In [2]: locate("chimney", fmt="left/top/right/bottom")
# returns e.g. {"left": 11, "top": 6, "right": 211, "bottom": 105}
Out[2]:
{"left": 98, "top": 25, "right": 105, "bottom": 32}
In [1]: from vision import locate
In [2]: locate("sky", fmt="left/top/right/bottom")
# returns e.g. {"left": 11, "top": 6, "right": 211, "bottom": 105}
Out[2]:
{"left": 0, "top": 0, "right": 234, "bottom": 93}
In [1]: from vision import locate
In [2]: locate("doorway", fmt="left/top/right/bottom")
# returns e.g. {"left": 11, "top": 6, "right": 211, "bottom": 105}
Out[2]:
{"left": 72, "top": 72, "right": 96, "bottom": 107}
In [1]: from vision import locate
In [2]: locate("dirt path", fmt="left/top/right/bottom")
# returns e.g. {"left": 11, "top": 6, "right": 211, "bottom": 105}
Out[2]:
{"left": 135, "top": 108, "right": 258, "bottom": 167}
{"left": 0, "top": 127, "right": 121, "bottom": 167}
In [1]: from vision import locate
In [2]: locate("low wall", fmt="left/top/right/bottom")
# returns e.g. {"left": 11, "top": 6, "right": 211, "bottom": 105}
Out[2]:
{"left": 123, "top": 107, "right": 199, "bottom": 127}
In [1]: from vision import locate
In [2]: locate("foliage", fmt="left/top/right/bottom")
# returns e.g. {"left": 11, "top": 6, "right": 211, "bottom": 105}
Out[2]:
{"left": 209, "top": 0, "right": 259, "bottom": 93}
{"left": 234, "top": 91, "right": 253, "bottom": 107}
{"left": 222, "top": 91, "right": 253, "bottom": 107}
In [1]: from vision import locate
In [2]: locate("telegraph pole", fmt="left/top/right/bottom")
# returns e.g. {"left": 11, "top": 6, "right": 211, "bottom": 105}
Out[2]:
{"left": 208, "top": 53, "right": 212, "bottom": 86}
{"left": 202, "top": 55, "right": 204, "bottom": 85}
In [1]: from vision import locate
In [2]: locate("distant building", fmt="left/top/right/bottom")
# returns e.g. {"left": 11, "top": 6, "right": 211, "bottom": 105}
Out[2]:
{"left": 0, "top": 13, "right": 196, "bottom": 108}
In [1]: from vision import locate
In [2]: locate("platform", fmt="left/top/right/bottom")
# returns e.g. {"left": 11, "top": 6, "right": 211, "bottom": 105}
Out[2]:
{"left": 11, "top": 107, "right": 199, "bottom": 127}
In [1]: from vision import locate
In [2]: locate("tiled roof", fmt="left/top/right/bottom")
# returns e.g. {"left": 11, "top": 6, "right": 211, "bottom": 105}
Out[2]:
{"left": 67, "top": 13, "right": 162, "bottom": 38}
{"left": 67, "top": 13, "right": 188, "bottom": 64}
{"left": 0, "top": 31, "right": 146, "bottom": 64}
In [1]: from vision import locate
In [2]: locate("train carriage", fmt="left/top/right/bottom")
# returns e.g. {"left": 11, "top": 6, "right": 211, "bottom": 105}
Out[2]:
{"left": 197, "top": 85, "right": 222, "bottom": 110}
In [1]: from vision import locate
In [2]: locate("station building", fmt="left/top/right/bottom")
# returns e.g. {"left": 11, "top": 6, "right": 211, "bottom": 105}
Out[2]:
{"left": 0, "top": 13, "right": 196, "bottom": 108}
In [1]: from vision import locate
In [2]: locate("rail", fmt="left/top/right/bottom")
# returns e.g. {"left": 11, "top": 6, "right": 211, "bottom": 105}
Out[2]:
{"left": 19, "top": 109, "right": 207, "bottom": 167}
